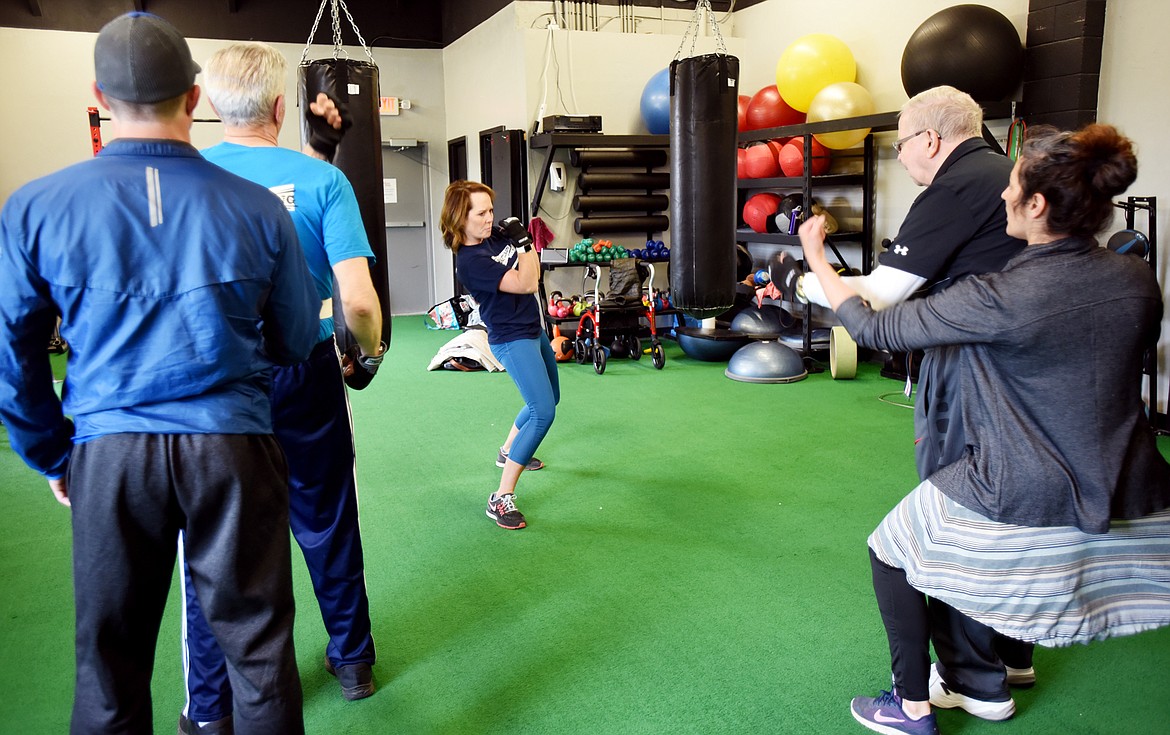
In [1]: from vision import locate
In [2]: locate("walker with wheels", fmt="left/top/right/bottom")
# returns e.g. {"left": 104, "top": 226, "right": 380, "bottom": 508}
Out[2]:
{"left": 573, "top": 260, "right": 665, "bottom": 375}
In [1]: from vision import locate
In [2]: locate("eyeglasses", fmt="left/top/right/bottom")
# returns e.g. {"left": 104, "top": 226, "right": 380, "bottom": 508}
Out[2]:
{"left": 892, "top": 129, "right": 936, "bottom": 153}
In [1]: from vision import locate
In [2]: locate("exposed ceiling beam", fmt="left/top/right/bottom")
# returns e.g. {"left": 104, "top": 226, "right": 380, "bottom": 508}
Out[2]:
{"left": 228, "top": 0, "right": 238, "bottom": 11}
{"left": 28, "top": 0, "right": 43, "bottom": 17}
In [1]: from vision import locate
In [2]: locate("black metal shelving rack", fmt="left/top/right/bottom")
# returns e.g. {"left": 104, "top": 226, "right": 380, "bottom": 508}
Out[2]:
{"left": 529, "top": 132, "right": 669, "bottom": 216}
{"left": 736, "top": 111, "right": 900, "bottom": 359}
{"left": 1115, "top": 196, "right": 1165, "bottom": 432}
{"left": 735, "top": 103, "right": 1014, "bottom": 359}
{"left": 530, "top": 132, "right": 672, "bottom": 339}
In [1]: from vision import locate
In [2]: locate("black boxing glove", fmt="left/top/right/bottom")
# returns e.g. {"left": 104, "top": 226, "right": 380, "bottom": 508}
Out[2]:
{"left": 343, "top": 342, "right": 386, "bottom": 390}
{"left": 306, "top": 94, "right": 353, "bottom": 162}
{"left": 768, "top": 251, "right": 805, "bottom": 304}
{"left": 497, "top": 217, "right": 533, "bottom": 252}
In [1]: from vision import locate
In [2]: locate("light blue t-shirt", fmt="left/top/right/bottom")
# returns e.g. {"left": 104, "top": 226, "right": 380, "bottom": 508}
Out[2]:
{"left": 203, "top": 143, "right": 375, "bottom": 343}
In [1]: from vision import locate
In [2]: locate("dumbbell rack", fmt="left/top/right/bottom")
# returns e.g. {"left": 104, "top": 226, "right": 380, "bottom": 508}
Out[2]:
{"left": 1115, "top": 196, "right": 1165, "bottom": 433}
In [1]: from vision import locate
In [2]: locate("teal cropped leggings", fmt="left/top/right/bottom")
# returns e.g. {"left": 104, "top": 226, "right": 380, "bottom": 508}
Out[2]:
{"left": 491, "top": 336, "right": 560, "bottom": 465}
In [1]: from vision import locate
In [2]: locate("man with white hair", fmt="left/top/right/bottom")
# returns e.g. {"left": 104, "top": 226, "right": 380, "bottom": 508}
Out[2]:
{"left": 175, "top": 41, "right": 385, "bottom": 734}
{"left": 770, "top": 86, "right": 1034, "bottom": 719}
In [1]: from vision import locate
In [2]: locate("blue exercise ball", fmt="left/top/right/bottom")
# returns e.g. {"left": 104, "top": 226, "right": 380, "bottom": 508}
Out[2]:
{"left": 640, "top": 68, "right": 671, "bottom": 134}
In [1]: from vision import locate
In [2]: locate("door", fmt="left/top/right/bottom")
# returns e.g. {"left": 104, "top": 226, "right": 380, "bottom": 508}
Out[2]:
{"left": 381, "top": 143, "right": 434, "bottom": 315}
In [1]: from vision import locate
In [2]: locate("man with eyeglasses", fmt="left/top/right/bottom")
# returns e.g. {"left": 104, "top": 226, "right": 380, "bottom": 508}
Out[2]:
{"left": 770, "top": 85, "right": 1031, "bottom": 720}
{"left": 774, "top": 84, "right": 1024, "bottom": 473}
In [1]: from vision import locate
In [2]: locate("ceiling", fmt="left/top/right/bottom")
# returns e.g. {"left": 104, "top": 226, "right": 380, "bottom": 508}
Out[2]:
{"left": 1, "top": 0, "right": 736, "bottom": 49}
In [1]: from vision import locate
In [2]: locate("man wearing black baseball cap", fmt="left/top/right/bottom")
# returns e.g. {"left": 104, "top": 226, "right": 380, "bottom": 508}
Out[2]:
{"left": 93, "top": 10, "right": 203, "bottom": 105}
{"left": 0, "top": 12, "right": 316, "bottom": 734}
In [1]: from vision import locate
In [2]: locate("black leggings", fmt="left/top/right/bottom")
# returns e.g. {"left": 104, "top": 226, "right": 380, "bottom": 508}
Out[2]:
{"left": 869, "top": 547, "right": 933, "bottom": 701}
{"left": 869, "top": 548, "right": 1032, "bottom": 702}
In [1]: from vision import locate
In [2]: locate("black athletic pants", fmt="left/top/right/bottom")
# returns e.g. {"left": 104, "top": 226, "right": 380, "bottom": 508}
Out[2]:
{"left": 912, "top": 345, "right": 1035, "bottom": 696}
{"left": 67, "top": 433, "right": 303, "bottom": 735}
{"left": 931, "top": 600, "right": 1031, "bottom": 701}
{"left": 869, "top": 548, "right": 1020, "bottom": 703}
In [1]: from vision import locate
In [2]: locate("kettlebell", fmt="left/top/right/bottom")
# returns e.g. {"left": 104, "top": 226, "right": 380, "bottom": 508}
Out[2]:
{"left": 550, "top": 326, "right": 573, "bottom": 362}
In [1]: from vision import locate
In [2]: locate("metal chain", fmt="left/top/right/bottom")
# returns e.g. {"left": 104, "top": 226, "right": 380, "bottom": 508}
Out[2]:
{"left": 331, "top": 0, "right": 345, "bottom": 58}
{"left": 705, "top": 0, "right": 728, "bottom": 55}
{"left": 675, "top": 6, "right": 699, "bottom": 60}
{"left": 674, "top": 0, "right": 726, "bottom": 60}
{"left": 299, "top": 0, "right": 330, "bottom": 64}
{"left": 299, "top": 0, "right": 375, "bottom": 65}
{"left": 338, "top": 0, "right": 375, "bottom": 62}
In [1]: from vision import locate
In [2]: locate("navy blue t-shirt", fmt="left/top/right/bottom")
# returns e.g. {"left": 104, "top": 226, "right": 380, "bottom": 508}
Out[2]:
{"left": 878, "top": 138, "right": 1025, "bottom": 296}
{"left": 456, "top": 234, "right": 542, "bottom": 344}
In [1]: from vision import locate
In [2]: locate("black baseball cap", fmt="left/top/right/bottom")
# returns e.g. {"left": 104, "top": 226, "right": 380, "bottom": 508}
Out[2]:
{"left": 95, "top": 12, "right": 200, "bottom": 104}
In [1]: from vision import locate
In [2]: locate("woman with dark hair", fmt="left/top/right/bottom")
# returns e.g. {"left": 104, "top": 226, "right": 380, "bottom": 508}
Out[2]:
{"left": 799, "top": 124, "right": 1170, "bottom": 735}
{"left": 440, "top": 180, "right": 557, "bottom": 530}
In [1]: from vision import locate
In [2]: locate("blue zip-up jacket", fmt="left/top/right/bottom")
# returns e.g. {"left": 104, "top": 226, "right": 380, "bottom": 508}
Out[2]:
{"left": 0, "top": 139, "right": 318, "bottom": 478}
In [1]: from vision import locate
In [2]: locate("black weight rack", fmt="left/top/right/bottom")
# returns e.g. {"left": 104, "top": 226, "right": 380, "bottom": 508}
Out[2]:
{"left": 1115, "top": 196, "right": 1164, "bottom": 433}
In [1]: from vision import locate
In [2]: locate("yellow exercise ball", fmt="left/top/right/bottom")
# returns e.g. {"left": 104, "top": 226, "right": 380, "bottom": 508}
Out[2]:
{"left": 775, "top": 34, "right": 857, "bottom": 113}
{"left": 807, "top": 82, "right": 875, "bottom": 150}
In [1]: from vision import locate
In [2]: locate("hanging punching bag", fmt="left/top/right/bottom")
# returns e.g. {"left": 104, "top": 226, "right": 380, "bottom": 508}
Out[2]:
{"left": 669, "top": 53, "right": 739, "bottom": 319}
{"left": 298, "top": 58, "right": 392, "bottom": 350}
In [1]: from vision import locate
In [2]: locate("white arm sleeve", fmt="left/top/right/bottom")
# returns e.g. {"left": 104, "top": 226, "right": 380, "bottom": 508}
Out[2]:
{"left": 801, "top": 265, "right": 927, "bottom": 311}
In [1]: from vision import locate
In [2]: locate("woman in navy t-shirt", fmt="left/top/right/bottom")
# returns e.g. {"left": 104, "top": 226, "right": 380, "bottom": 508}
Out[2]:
{"left": 441, "top": 180, "right": 559, "bottom": 529}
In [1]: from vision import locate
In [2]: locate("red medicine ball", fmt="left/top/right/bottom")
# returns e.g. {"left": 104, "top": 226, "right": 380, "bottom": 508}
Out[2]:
{"left": 743, "top": 143, "right": 780, "bottom": 179}
{"left": 743, "top": 192, "right": 781, "bottom": 233}
{"left": 778, "top": 136, "right": 831, "bottom": 177}
{"left": 766, "top": 138, "right": 790, "bottom": 161}
{"left": 745, "top": 85, "right": 805, "bottom": 131}
{"left": 737, "top": 94, "right": 751, "bottom": 132}
{"left": 737, "top": 148, "right": 748, "bottom": 179}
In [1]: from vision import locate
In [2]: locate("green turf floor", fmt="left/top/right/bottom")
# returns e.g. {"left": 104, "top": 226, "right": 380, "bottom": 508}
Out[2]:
{"left": 2, "top": 316, "right": 1168, "bottom": 734}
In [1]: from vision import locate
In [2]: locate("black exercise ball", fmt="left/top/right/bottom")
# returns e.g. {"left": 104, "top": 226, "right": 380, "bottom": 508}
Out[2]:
{"left": 901, "top": 4, "right": 1024, "bottom": 101}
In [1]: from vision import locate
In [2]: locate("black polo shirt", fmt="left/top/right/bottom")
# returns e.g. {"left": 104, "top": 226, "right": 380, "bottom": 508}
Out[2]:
{"left": 878, "top": 137, "right": 1026, "bottom": 295}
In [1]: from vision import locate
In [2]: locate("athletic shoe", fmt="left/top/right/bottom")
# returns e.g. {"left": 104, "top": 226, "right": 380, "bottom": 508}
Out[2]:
{"left": 928, "top": 663, "right": 1015, "bottom": 721}
{"left": 1005, "top": 665, "right": 1036, "bottom": 688}
{"left": 324, "top": 654, "right": 375, "bottom": 701}
{"left": 767, "top": 251, "right": 804, "bottom": 304}
{"left": 850, "top": 690, "right": 939, "bottom": 735}
{"left": 178, "top": 714, "right": 233, "bottom": 734}
{"left": 496, "top": 447, "right": 544, "bottom": 471}
{"left": 487, "top": 492, "right": 526, "bottom": 529}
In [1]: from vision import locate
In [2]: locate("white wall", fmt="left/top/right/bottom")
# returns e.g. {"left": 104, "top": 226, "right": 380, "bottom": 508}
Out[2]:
{"left": 438, "top": 5, "right": 530, "bottom": 293}
{"left": 0, "top": 27, "right": 100, "bottom": 204}
{"left": 360, "top": 45, "right": 448, "bottom": 307}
